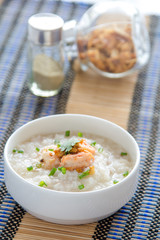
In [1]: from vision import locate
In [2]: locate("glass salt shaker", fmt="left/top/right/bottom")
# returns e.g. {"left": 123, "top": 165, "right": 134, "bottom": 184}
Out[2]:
{"left": 28, "top": 13, "right": 65, "bottom": 97}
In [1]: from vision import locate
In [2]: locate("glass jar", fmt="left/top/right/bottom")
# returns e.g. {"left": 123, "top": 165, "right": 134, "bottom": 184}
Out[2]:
{"left": 73, "top": 1, "right": 150, "bottom": 78}
{"left": 28, "top": 13, "right": 65, "bottom": 97}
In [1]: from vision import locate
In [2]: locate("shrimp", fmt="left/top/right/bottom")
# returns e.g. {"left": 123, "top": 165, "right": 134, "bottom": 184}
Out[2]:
{"left": 40, "top": 145, "right": 60, "bottom": 170}
{"left": 54, "top": 147, "right": 65, "bottom": 158}
{"left": 40, "top": 138, "right": 95, "bottom": 171}
{"left": 70, "top": 139, "right": 95, "bottom": 154}
{"left": 60, "top": 151, "right": 94, "bottom": 171}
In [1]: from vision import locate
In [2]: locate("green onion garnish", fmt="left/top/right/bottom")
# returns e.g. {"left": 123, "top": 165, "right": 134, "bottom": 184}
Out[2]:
{"left": 13, "top": 149, "right": 24, "bottom": 153}
{"left": 98, "top": 148, "right": 103, "bottom": 153}
{"left": 62, "top": 168, "right": 66, "bottom": 174}
{"left": 39, "top": 181, "right": 47, "bottom": 187}
{"left": 36, "top": 163, "right": 42, "bottom": 168}
{"left": 27, "top": 166, "right": 33, "bottom": 171}
{"left": 78, "top": 132, "right": 83, "bottom": 137}
{"left": 58, "top": 167, "right": 66, "bottom": 174}
{"left": 48, "top": 149, "right": 54, "bottom": 151}
{"left": 91, "top": 142, "right": 96, "bottom": 147}
{"left": 48, "top": 167, "right": 57, "bottom": 176}
{"left": 79, "top": 169, "right": 90, "bottom": 179}
{"left": 65, "top": 130, "right": 70, "bottom": 137}
{"left": 18, "top": 150, "right": 24, "bottom": 153}
{"left": 36, "top": 147, "right": 40, "bottom": 152}
{"left": 121, "top": 152, "right": 127, "bottom": 156}
{"left": 57, "top": 143, "right": 61, "bottom": 148}
{"left": 123, "top": 171, "right": 129, "bottom": 177}
{"left": 78, "top": 184, "right": 84, "bottom": 190}
{"left": 113, "top": 180, "right": 119, "bottom": 184}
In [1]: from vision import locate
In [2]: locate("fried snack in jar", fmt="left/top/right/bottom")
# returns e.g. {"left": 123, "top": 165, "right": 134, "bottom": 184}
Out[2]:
{"left": 77, "top": 24, "right": 137, "bottom": 74}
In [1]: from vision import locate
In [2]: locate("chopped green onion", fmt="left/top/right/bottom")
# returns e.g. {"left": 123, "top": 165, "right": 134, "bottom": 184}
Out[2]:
{"left": 39, "top": 181, "right": 47, "bottom": 187}
{"left": 27, "top": 166, "right": 33, "bottom": 171}
{"left": 91, "top": 141, "right": 96, "bottom": 147}
{"left": 36, "top": 163, "right": 42, "bottom": 168}
{"left": 13, "top": 149, "right": 24, "bottom": 153}
{"left": 65, "top": 130, "right": 70, "bottom": 137}
{"left": 78, "top": 184, "right": 84, "bottom": 190}
{"left": 36, "top": 147, "right": 40, "bottom": 152}
{"left": 58, "top": 167, "right": 66, "bottom": 174}
{"left": 48, "top": 167, "right": 57, "bottom": 176}
{"left": 48, "top": 149, "right": 54, "bottom": 151}
{"left": 78, "top": 132, "right": 83, "bottom": 137}
{"left": 121, "top": 152, "right": 127, "bottom": 156}
{"left": 57, "top": 143, "right": 61, "bottom": 148}
{"left": 113, "top": 180, "right": 119, "bottom": 184}
{"left": 17, "top": 150, "right": 24, "bottom": 153}
{"left": 62, "top": 168, "right": 66, "bottom": 174}
{"left": 123, "top": 171, "right": 129, "bottom": 177}
{"left": 79, "top": 169, "right": 90, "bottom": 179}
{"left": 98, "top": 148, "right": 103, "bottom": 153}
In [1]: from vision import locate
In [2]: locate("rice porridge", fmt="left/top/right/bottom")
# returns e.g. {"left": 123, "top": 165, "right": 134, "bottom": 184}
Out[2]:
{"left": 9, "top": 131, "right": 133, "bottom": 192}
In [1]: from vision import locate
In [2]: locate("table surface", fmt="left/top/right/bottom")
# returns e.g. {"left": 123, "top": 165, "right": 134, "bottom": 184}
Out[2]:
{"left": 0, "top": 0, "right": 160, "bottom": 239}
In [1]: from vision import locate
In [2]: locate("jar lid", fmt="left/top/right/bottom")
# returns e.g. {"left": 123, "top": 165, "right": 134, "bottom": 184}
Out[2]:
{"left": 28, "top": 13, "right": 64, "bottom": 45}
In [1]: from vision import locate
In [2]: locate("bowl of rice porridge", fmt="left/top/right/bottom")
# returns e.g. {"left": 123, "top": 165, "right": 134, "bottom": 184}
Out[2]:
{"left": 4, "top": 114, "right": 140, "bottom": 224}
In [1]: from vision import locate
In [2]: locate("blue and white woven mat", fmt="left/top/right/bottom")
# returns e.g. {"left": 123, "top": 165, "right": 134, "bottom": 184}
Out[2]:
{"left": 0, "top": 0, "right": 160, "bottom": 239}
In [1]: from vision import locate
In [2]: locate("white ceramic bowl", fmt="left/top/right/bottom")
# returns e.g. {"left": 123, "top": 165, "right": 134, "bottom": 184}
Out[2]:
{"left": 4, "top": 114, "right": 140, "bottom": 225}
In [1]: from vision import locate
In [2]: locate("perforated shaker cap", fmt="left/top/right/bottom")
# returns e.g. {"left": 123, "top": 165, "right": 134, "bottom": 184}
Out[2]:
{"left": 28, "top": 13, "right": 64, "bottom": 46}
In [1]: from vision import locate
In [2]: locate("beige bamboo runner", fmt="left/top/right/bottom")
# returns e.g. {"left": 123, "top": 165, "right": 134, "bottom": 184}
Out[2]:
{"left": 66, "top": 67, "right": 138, "bottom": 129}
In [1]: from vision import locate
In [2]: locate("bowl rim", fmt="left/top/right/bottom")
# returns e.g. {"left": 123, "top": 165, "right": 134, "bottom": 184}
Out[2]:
{"left": 4, "top": 114, "right": 140, "bottom": 195}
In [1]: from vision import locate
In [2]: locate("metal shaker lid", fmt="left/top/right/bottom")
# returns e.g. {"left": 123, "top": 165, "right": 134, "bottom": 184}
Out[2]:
{"left": 28, "top": 13, "right": 64, "bottom": 45}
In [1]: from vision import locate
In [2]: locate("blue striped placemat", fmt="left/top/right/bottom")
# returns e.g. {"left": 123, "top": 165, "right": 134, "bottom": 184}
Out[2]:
{"left": 0, "top": 0, "right": 159, "bottom": 239}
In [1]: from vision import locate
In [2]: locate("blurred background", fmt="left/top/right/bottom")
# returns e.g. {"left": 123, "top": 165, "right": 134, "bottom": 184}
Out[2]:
{"left": 66, "top": 0, "right": 160, "bottom": 15}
